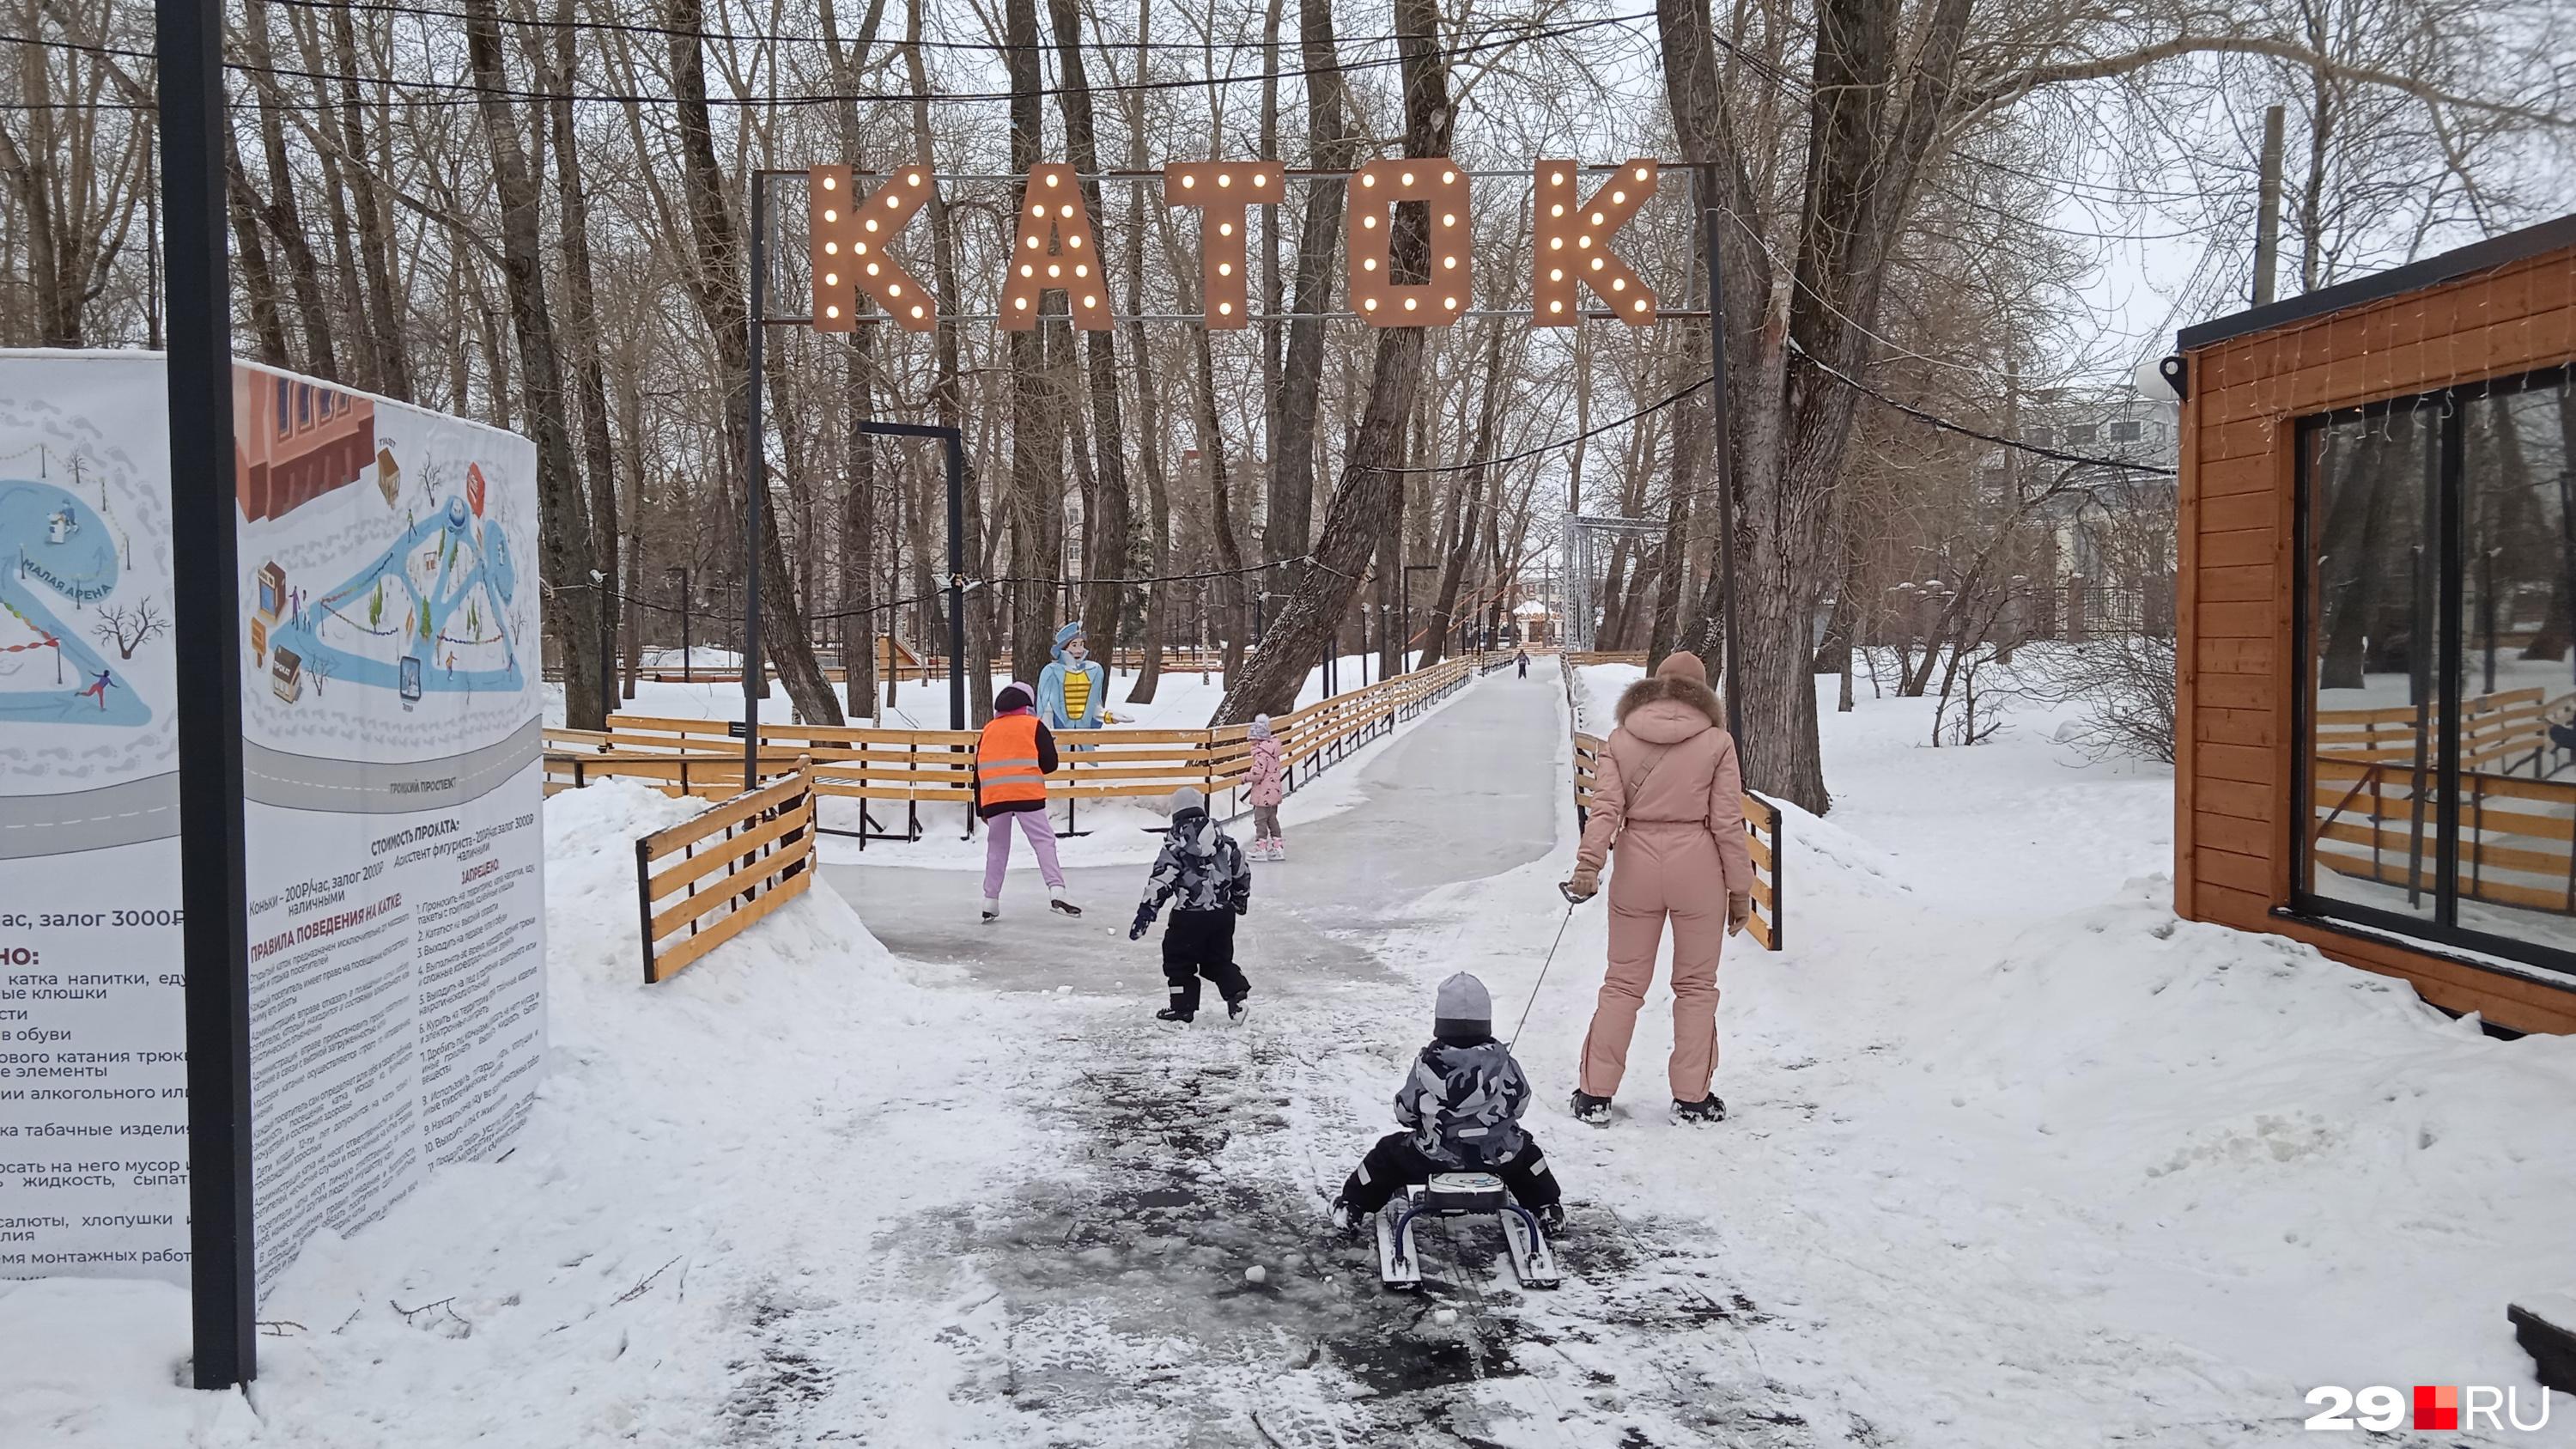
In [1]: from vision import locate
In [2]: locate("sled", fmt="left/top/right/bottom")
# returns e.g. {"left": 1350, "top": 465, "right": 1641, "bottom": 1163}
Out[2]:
{"left": 1373, "top": 1172, "right": 1561, "bottom": 1292}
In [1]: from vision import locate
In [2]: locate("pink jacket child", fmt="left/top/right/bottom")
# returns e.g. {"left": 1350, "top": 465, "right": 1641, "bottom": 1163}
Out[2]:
{"left": 1243, "top": 715, "right": 1288, "bottom": 861}
{"left": 1564, "top": 652, "right": 1756, "bottom": 1125}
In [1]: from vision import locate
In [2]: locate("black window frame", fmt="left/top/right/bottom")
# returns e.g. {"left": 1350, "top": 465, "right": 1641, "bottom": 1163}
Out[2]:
{"left": 2291, "top": 361, "right": 2576, "bottom": 979}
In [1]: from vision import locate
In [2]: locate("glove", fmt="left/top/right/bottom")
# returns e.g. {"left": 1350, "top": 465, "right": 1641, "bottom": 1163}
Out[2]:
{"left": 1129, "top": 903, "right": 1157, "bottom": 941}
{"left": 1564, "top": 866, "right": 1600, "bottom": 901}
{"left": 1727, "top": 892, "right": 1753, "bottom": 935}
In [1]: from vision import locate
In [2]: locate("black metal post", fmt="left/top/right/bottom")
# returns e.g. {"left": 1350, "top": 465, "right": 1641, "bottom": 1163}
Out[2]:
{"left": 945, "top": 429, "right": 965, "bottom": 731}
{"left": 671, "top": 567, "right": 691, "bottom": 681}
{"left": 159, "top": 0, "right": 256, "bottom": 1389}
{"left": 852, "top": 420, "right": 968, "bottom": 731}
{"left": 597, "top": 573, "right": 616, "bottom": 719}
{"left": 1704, "top": 206, "right": 1743, "bottom": 734}
{"left": 742, "top": 178, "right": 767, "bottom": 788}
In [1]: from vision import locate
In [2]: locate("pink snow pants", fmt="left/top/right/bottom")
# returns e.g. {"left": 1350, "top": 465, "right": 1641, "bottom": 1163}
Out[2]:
{"left": 1579, "top": 821, "right": 1727, "bottom": 1102}
{"left": 981, "top": 808, "right": 1066, "bottom": 897}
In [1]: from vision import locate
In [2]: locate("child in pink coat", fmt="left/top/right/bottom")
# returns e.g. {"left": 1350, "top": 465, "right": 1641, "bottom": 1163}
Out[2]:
{"left": 1244, "top": 715, "right": 1287, "bottom": 861}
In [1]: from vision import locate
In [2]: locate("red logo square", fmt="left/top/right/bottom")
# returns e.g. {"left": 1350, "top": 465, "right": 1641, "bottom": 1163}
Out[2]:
{"left": 2415, "top": 1385, "right": 2459, "bottom": 1430}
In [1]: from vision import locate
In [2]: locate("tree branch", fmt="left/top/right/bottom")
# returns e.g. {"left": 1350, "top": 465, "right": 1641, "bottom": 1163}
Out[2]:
{"left": 1965, "top": 33, "right": 2571, "bottom": 129}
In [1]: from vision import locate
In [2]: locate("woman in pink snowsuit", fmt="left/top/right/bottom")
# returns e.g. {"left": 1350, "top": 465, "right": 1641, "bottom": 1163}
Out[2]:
{"left": 1243, "top": 714, "right": 1287, "bottom": 861}
{"left": 1564, "top": 652, "right": 1755, "bottom": 1125}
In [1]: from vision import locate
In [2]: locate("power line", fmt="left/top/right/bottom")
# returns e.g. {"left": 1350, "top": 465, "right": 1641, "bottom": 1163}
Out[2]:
{"left": 0, "top": 9, "right": 1643, "bottom": 107}
{"left": 1795, "top": 344, "right": 2178, "bottom": 475}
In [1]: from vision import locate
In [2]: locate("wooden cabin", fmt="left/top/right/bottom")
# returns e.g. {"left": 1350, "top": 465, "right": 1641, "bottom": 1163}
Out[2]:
{"left": 2174, "top": 216, "right": 2576, "bottom": 1033}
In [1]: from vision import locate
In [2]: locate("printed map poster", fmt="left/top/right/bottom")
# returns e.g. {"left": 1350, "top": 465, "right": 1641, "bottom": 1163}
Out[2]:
{"left": 0, "top": 351, "right": 547, "bottom": 1300}
{"left": 234, "top": 362, "right": 546, "bottom": 1300}
{"left": 0, "top": 351, "right": 187, "bottom": 1284}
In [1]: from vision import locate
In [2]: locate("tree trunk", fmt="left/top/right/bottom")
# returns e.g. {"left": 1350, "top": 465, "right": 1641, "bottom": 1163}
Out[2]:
{"left": 822, "top": 0, "right": 887, "bottom": 709}
{"left": 904, "top": 0, "right": 987, "bottom": 720}
{"left": 1215, "top": 0, "right": 1450, "bottom": 723}
{"left": 544, "top": 0, "right": 622, "bottom": 711}
{"left": 1002, "top": 0, "right": 1066, "bottom": 685}
{"left": 240, "top": 0, "right": 338, "bottom": 378}
{"left": 461, "top": 0, "right": 603, "bottom": 729}
{"left": 1048, "top": 0, "right": 1133, "bottom": 664}
{"left": 1118, "top": 12, "right": 1171, "bottom": 706}
{"left": 1265, "top": 0, "right": 1356, "bottom": 623}
{"left": 222, "top": 132, "right": 293, "bottom": 367}
{"left": 329, "top": 3, "right": 410, "bottom": 399}
{"left": 665, "top": 0, "right": 842, "bottom": 725}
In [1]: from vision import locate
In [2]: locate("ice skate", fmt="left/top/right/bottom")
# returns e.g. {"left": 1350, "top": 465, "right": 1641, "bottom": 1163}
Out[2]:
{"left": 980, "top": 897, "right": 1002, "bottom": 923}
{"left": 1156, "top": 1007, "right": 1194, "bottom": 1025}
{"left": 1671, "top": 1094, "right": 1727, "bottom": 1124}
{"left": 1225, "top": 995, "right": 1249, "bottom": 1026}
{"left": 1048, "top": 886, "right": 1082, "bottom": 917}
{"left": 1570, "top": 1090, "right": 1613, "bottom": 1126}
{"left": 1269, "top": 838, "right": 1287, "bottom": 861}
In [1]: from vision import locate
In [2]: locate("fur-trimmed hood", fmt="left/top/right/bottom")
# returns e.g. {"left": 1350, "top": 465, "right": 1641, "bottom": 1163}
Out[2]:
{"left": 1613, "top": 673, "right": 1725, "bottom": 744}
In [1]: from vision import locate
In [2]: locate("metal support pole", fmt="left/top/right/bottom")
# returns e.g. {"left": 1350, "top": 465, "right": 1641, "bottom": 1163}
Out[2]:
{"left": 1704, "top": 206, "right": 1744, "bottom": 735}
{"left": 2254, "top": 105, "right": 2286, "bottom": 307}
{"left": 743, "top": 178, "right": 767, "bottom": 788}
{"left": 159, "top": 0, "right": 256, "bottom": 1388}
{"left": 945, "top": 430, "right": 966, "bottom": 731}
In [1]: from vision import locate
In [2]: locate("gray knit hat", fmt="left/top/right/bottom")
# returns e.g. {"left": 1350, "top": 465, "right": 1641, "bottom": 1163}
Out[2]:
{"left": 1168, "top": 786, "right": 1206, "bottom": 816}
{"left": 1434, "top": 971, "right": 1492, "bottom": 1039}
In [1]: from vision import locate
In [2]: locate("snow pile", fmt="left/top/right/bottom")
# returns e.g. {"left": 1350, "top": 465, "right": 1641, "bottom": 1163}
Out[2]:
{"left": 2, "top": 777, "right": 1042, "bottom": 1445}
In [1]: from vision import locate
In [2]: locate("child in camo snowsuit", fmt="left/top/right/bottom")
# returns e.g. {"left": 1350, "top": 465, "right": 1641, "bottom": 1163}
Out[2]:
{"left": 1129, "top": 786, "right": 1253, "bottom": 1023}
{"left": 1331, "top": 973, "right": 1564, "bottom": 1232}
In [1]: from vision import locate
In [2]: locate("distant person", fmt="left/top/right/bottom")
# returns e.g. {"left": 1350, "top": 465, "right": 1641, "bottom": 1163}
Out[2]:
{"left": 1515, "top": 648, "right": 1529, "bottom": 679}
{"left": 1329, "top": 972, "right": 1564, "bottom": 1236}
{"left": 1562, "top": 652, "right": 1753, "bottom": 1127}
{"left": 1244, "top": 714, "right": 1287, "bottom": 861}
{"left": 1129, "top": 786, "right": 1252, "bottom": 1025}
{"left": 974, "top": 681, "right": 1079, "bottom": 922}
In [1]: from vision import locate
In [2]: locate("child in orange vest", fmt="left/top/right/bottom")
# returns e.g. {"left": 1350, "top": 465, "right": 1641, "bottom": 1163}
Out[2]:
{"left": 976, "top": 681, "right": 1079, "bottom": 922}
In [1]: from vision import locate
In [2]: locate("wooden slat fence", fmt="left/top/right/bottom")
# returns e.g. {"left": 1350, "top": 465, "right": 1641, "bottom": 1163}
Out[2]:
{"left": 554, "top": 654, "right": 1482, "bottom": 844}
{"left": 634, "top": 764, "right": 815, "bottom": 983}
{"left": 1571, "top": 730, "right": 1784, "bottom": 951}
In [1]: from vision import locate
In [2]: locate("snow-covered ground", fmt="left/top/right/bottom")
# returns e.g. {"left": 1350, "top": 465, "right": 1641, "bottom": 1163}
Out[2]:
{"left": 15, "top": 660, "right": 2576, "bottom": 1446}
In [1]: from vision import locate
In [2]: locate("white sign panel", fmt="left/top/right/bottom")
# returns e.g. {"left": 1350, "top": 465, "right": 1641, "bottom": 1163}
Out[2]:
{"left": 0, "top": 351, "right": 547, "bottom": 1300}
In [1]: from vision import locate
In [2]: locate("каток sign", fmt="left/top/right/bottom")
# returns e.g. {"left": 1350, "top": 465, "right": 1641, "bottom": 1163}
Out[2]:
{"left": 807, "top": 158, "right": 1663, "bottom": 333}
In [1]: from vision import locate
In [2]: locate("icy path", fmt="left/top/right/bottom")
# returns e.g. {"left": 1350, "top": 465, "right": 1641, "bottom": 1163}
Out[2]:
{"left": 781, "top": 673, "right": 1826, "bottom": 1446}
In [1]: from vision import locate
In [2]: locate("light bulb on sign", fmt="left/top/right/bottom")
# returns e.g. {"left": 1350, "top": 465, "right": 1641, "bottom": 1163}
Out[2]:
{"left": 1218, "top": 263, "right": 1232, "bottom": 276}
{"left": 1083, "top": 295, "right": 1097, "bottom": 307}
{"left": 1611, "top": 192, "right": 1625, "bottom": 204}
{"left": 1444, "top": 296, "right": 1457, "bottom": 308}
{"left": 1364, "top": 298, "right": 1379, "bottom": 310}
{"left": 1549, "top": 301, "right": 1564, "bottom": 313}
{"left": 851, "top": 241, "right": 866, "bottom": 254}
{"left": 1015, "top": 297, "right": 1030, "bottom": 309}
{"left": 1021, "top": 265, "right": 1035, "bottom": 277}
{"left": 1060, "top": 205, "right": 1073, "bottom": 218}
{"left": 1026, "top": 236, "right": 1041, "bottom": 249}
{"left": 1550, "top": 268, "right": 1562, "bottom": 280}
{"left": 1590, "top": 258, "right": 1604, "bottom": 271}
{"left": 1632, "top": 300, "right": 1646, "bottom": 311}
{"left": 1634, "top": 167, "right": 1648, "bottom": 180}
{"left": 888, "top": 283, "right": 902, "bottom": 295}
{"left": 1551, "top": 171, "right": 1565, "bottom": 184}
{"left": 1075, "top": 265, "right": 1088, "bottom": 277}
{"left": 1362, "top": 174, "right": 1377, "bottom": 187}
{"left": 908, "top": 173, "right": 922, "bottom": 186}
{"left": 824, "top": 272, "right": 839, "bottom": 285}
{"left": 1219, "top": 222, "right": 1234, "bottom": 236}
{"left": 822, "top": 176, "right": 837, "bottom": 191}
{"left": 1443, "top": 256, "right": 1457, "bottom": 268}
{"left": 823, "top": 209, "right": 838, "bottom": 222}
{"left": 866, "top": 262, "right": 881, "bottom": 276}
{"left": 1182, "top": 174, "right": 1197, "bottom": 187}
{"left": 826, "top": 241, "right": 841, "bottom": 255}
{"left": 1045, "top": 173, "right": 1060, "bottom": 187}
{"left": 1401, "top": 171, "right": 1415, "bottom": 186}
{"left": 1030, "top": 204, "right": 1045, "bottom": 216}
{"left": 1218, "top": 173, "right": 1232, "bottom": 186}
{"left": 886, "top": 196, "right": 901, "bottom": 210}
{"left": 1218, "top": 301, "right": 1233, "bottom": 314}
{"left": 1443, "top": 213, "right": 1455, "bottom": 226}
{"left": 1068, "top": 234, "right": 1084, "bottom": 248}
{"left": 865, "top": 220, "right": 879, "bottom": 233}
{"left": 1048, "top": 265, "right": 1061, "bottom": 277}
{"left": 1364, "top": 216, "right": 1378, "bottom": 228}
{"left": 1404, "top": 297, "right": 1417, "bottom": 310}
{"left": 1251, "top": 174, "right": 1267, "bottom": 187}
{"left": 910, "top": 304, "right": 924, "bottom": 318}
{"left": 1364, "top": 258, "right": 1377, "bottom": 271}
{"left": 1442, "top": 170, "right": 1455, "bottom": 183}
{"left": 1591, "top": 212, "right": 1605, "bottom": 225}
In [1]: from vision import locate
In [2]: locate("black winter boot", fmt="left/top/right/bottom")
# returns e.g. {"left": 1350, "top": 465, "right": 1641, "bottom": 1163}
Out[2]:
{"left": 1570, "top": 1090, "right": 1613, "bottom": 1125}
{"left": 1157, "top": 1007, "right": 1194, "bottom": 1024}
{"left": 1671, "top": 1095, "right": 1728, "bottom": 1124}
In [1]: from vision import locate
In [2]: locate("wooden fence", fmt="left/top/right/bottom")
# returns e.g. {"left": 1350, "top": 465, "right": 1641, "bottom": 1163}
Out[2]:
{"left": 2307, "top": 686, "right": 2576, "bottom": 914}
{"left": 1558, "top": 648, "right": 1782, "bottom": 949}
{"left": 555, "top": 654, "right": 1481, "bottom": 842}
{"left": 1571, "top": 731, "right": 1783, "bottom": 951}
{"left": 634, "top": 764, "right": 815, "bottom": 983}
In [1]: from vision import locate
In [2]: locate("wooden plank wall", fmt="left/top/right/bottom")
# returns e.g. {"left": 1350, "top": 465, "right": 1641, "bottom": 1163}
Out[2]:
{"left": 2178, "top": 243, "right": 2576, "bottom": 1033}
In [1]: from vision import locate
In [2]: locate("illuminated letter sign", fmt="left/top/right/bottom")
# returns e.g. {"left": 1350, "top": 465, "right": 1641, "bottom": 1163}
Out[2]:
{"left": 1534, "top": 158, "right": 1657, "bottom": 326}
{"left": 809, "top": 163, "right": 938, "bottom": 332}
{"left": 1164, "top": 161, "right": 1282, "bottom": 328}
{"left": 1346, "top": 160, "right": 1470, "bottom": 327}
{"left": 1000, "top": 164, "right": 1113, "bottom": 331}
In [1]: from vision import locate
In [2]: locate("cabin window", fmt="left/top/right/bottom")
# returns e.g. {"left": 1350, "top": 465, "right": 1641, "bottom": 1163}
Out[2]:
{"left": 2299, "top": 364, "right": 2576, "bottom": 969}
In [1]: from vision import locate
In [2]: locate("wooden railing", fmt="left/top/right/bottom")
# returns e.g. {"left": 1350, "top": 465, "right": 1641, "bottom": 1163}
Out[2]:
{"left": 1571, "top": 731, "right": 1783, "bottom": 951}
{"left": 1561, "top": 649, "right": 1649, "bottom": 668}
{"left": 634, "top": 764, "right": 815, "bottom": 983}
{"left": 555, "top": 654, "right": 1483, "bottom": 842}
{"left": 2315, "top": 685, "right": 2566, "bottom": 778}
{"left": 1558, "top": 649, "right": 1782, "bottom": 949}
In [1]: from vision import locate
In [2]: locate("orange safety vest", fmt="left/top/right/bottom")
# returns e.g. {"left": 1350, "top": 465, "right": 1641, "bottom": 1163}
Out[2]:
{"left": 975, "top": 713, "right": 1049, "bottom": 807}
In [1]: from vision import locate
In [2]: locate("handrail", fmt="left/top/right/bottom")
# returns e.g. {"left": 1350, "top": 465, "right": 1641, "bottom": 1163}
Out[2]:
{"left": 633, "top": 764, "right": 815, "bottom": 982}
